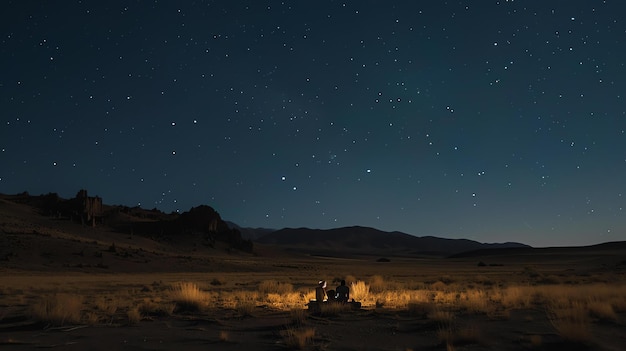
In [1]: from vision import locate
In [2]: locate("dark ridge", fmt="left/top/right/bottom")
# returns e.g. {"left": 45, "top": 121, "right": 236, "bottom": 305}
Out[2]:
{"left": 256, "top": 225, "right": 529, "bottom": 257}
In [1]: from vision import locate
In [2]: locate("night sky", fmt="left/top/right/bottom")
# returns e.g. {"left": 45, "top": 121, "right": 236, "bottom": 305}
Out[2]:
{"left": 2, "top": 1, "right": 625, "bottom": 247}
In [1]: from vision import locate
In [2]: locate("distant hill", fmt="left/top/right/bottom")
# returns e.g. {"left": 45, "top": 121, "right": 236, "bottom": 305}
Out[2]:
{"left": 255, "top": 226, "right": 529, "bottom": 257}
{"left": 0, "top": 191, "right": 253, "bottom": 253}
{"left": 449, "top": 241, "right": 626, "bottom": 258}
{"left": 225, "top": 221, "right": 276, "bottom": 241}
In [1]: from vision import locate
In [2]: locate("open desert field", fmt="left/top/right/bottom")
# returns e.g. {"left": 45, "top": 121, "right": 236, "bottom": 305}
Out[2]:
{"left": 1, "top": 195, "right": 626, "bottom": 350}
{"left": 2, "top": 251, "right": 626, "bottom": 350}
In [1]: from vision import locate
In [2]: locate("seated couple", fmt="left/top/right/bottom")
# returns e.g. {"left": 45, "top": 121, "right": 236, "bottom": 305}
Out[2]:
{"left": 316, "top": 279, "right": 350, "bottom": 303}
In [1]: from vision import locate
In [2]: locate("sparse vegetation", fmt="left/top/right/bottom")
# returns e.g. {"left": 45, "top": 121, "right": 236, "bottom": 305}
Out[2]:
{"left": 258, "top": 279, "right": 293, "bottom": 294}
{"left": 31, "top": 293, "right": 83, "bottom": 325}
{"left": 6, "top": 267, "right": 626, "bottom": 349}
{"left": 170, "top": 282, "right": 207, "bottom": 312}
{"left": 2, "top": 190, "right": 626, "bottom": 349}
{"left": 127, "top": 307, "right": 142, "bottom": 325}
{"left": 350, "top": 280, "right": 370, "bottom": 303}
{"left": 281, "top": 327, "right": 316, "bottom": 349}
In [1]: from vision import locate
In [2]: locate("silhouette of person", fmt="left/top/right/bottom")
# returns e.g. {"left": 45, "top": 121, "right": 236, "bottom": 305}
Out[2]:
{"left": 335, "top": 280, "right": 350, "bottom": 303}
{"left": 326, "top": 289, "right": 336, "bottom": 302}
{"left": 315, "top": 280, "right": 327, "bottom": 302}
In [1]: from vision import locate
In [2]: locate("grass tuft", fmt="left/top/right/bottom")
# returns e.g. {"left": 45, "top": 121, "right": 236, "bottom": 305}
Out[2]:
{"left": 282, "top": 327, "right": 315, "bottom": 349}
{"left": 350, "top": 281, "right": 370, "bottom": 304}
{"left": 259, "top": 280, "right": 293, "bottom": 294}
{"left": 548, "top": 301, "right": 591, "bottom": 343}
{"left": 127, "top": 307, "right": 141, "bottom": 325}
{"left": 170, "top": 282, "right": 206, "bottom": 312}
{"left": 31, "top": 294, "right": 83, "bottom": 326}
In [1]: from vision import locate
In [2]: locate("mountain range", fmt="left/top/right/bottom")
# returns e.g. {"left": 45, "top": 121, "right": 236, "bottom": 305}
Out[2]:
{"left": 0, "top": 190, "right": 552, "bottom": 260}
{"left": 252, "top": 226, "right": 529, "bottom": 257}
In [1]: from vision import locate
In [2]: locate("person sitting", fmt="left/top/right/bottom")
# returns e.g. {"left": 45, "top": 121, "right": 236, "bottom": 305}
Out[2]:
{"left": 315, "top": 280, "right": 327, "bottom": 302}
{"left": 335, "top": 280, "right": 350, "bottom": 303}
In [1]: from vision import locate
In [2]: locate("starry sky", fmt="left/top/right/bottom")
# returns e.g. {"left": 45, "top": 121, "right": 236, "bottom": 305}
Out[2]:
{"left": 2, "top": 1, "right": 625, "bottom": 247}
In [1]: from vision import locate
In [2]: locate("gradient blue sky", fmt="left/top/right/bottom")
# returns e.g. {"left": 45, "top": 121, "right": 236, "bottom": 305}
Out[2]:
{"left": 2, "top": 1, "right": 625, "bottom": 247}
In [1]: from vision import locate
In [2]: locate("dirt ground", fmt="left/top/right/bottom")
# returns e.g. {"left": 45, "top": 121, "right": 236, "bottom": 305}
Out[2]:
{"left": 1, "top": 196, "right": 625, "bottom": 350}
{"left": 1, "top": 254, "right": 625, "bottom": 351}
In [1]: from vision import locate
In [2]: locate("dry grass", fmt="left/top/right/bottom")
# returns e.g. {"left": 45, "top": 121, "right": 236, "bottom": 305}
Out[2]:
{"left": 6, "top": 259, "right": 626, "bottom": 350}
{"left": 500, "top": 286, "right": 533, "bottom": 309}
{"left": 289, "top": 307, "right": 307, "bottom": 325}
{"left": 127, "top": 307, "right": 141, "bottom": 325}
{"left": 587, "top": 299, "right": 617, "bottom": 321}
{"left": 547, "top": 300, "right": 591, "bottom": 343}
{"left": 281, "top": 327, "right": 315, "bottom": 349}
{"left": 259, "top": 279, "right": 293, "bottom": 294}
{"left": 85, "top": 311, "right": 100, "bottom": 325}
{"left": 222, "top": 290, "right": 258, "bottom": 316}
{"left": 368, "top": 275, "right": 386, "bottom": 293}
{"left": 139, "top": 297, "right": 175, "bottom": 316}
{"left": 318, "top": 301, "right": 351, "bottom": 316}
{"left": 94, "top": 296, "right": 118, "bottom": 316}
{"left": 31, "top": 293, "right": 83, "bottom": 325}
{"left": 377, "top": 289, "right": 429, "bottom": 309}
{"left": 350, "top": 280, "right": 370, "bottom": 304}
{"left": 265, "top": 291, "right": 308, "bottom": 310}
{"left": 169, "top": 282, "right": 207, "bottom": 312}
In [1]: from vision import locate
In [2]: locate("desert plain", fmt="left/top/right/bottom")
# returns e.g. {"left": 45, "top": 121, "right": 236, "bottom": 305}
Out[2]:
{"left": 1, "top": 194, "right": 625, "bottom": 350}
